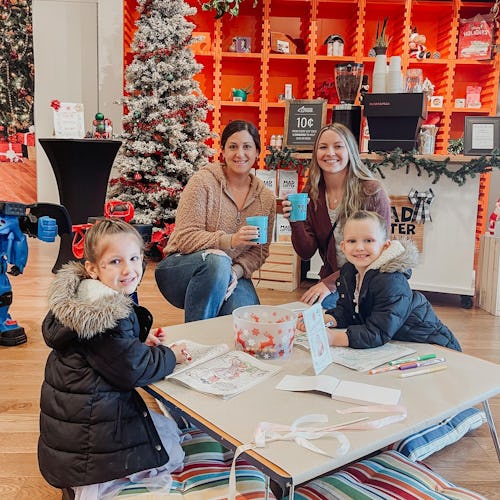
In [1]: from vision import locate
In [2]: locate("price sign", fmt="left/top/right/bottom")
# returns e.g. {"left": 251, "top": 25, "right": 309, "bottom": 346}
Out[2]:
{"left": 284, "top": 99, "right": 327, "bottom": 150}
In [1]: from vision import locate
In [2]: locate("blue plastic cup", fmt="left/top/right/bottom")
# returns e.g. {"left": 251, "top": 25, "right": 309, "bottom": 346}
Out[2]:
{"left": 246, "top": 216, "right": 268, "bottom": 244}
{"left": 287, "top": 193, "right": 309, "bottom": 222}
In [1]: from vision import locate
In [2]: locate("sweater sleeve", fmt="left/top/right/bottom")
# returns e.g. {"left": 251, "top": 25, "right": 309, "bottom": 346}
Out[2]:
{"left": 165, "top": 174, "right": 228, "bottom": 254}
{"left": 232, "top": 189, "right": 276, "bottom": 278}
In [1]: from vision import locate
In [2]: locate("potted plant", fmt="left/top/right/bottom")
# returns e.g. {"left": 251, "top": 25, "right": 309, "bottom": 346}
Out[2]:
{"left": 201, "top": 0, "right": 258, "bottom": 19}
{"left": 373, "top": 17, "right": 391, "bottom": 54}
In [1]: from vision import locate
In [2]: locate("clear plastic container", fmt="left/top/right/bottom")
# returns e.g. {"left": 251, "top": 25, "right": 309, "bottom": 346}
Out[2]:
{"left": 232, "top": 305, "right": 297, "bottom": 360}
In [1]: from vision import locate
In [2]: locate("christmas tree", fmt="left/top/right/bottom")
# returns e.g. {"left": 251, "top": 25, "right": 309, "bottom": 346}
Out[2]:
{"left": 0, "top": 0, "right": 34, "bottom": 137}
{"left": 109, "top": 0, "right": 214, "bottom": 228}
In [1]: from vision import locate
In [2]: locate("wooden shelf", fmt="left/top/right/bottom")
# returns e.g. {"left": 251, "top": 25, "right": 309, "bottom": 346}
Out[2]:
{"left": 180, "top": 0, "right": 499, "bottom": 162}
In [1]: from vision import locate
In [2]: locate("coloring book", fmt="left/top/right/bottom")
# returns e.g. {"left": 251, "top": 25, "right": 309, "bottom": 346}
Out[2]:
{"left": 164, "top": 340, "right": 281, "bottom": 399}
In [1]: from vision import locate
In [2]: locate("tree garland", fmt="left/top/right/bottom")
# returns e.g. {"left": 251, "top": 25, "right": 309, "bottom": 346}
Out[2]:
{"left": 362, "top": 149, "right": 500, "bottom": 187}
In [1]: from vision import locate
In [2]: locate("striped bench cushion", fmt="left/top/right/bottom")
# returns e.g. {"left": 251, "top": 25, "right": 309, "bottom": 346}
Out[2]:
{"left": 388, "top": 407, "right": 486, "bottom": 461}
{"left": 286, "top": 450, "right": 486, "bottom": 500}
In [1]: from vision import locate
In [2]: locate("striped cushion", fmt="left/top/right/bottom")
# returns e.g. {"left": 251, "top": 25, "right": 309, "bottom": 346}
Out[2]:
{"left": 389, "top": 408, "right": 486, "bottom": 461}
{"left": 116, "top": 426, "right": 275, "bottom": 499}
{"left": 286, "top": 450, "right": 486, "bottom": 500}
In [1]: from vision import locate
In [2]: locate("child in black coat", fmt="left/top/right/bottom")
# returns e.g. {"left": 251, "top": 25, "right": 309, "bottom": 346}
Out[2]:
{"left": 301, "top": 210, "right": 461, "bottom": 351}
{"left": 38, "top": 219, "right": 189, "bottom": 495}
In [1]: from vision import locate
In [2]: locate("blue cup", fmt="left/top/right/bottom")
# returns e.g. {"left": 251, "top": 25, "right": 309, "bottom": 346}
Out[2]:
{"left": 287, "top": 193, "right": 309, "bottom": 221}
{"left": 246, "top": 216, "right": 268, "bottom": 244}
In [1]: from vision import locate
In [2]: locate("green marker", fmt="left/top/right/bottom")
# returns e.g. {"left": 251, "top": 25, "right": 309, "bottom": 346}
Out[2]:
{"left": 388, "top": 353, "right": 436, "bottom": 366}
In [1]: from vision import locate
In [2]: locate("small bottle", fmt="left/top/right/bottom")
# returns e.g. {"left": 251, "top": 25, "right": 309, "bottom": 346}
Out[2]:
{"left": 276, "top": 135, "right": 283, "bottom": 149}
{"left": 270, "top": 135, "right": 277, "bottom": 148}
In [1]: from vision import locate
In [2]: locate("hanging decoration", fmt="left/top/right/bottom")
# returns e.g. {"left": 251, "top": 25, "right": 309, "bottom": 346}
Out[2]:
{"left": 408, "top": 188, "right": 434, "bottom": 223}
{"left": 363, "top": 149, "right": 500, "bottom": 186}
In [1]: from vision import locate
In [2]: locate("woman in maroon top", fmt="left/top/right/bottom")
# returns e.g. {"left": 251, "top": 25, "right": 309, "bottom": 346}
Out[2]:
{"left": 282, "top": 123, "right": 391, "bottom": 308}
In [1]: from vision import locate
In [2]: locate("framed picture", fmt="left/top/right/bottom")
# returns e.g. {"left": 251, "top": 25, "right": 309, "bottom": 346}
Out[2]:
{"left": 463, "top": 116, "right": 500, "bottom": 155}
{"left": 235, "top": 37, "right": 251, "bottom": 53}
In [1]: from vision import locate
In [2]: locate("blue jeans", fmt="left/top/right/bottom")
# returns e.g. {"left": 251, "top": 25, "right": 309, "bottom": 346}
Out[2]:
{"left": 155, "top": 251, "right": 260, "bottom": 323}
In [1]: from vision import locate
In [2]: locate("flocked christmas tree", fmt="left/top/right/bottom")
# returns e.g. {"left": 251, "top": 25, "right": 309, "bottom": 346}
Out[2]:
{"left": 108, "top": 0, "right": 214, "bottom": 228}
{"left": 0, "top": 0, "right": 34, "bottom": 138}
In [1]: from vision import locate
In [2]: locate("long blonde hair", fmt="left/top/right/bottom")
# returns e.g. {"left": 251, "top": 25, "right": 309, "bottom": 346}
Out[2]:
{"left": 306, "top": 123, "right": 381, "bottom": 229}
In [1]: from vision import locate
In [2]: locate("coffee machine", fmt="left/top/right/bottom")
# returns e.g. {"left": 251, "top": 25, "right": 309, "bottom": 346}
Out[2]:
{"left": 333, "top": 62, "right": 363, "bottom": 145}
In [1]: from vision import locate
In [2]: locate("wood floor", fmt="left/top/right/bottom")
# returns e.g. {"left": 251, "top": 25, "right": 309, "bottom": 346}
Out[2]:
{"left": 0, "top": 159, "right": 37, "bottom": 204}
{"left": 1, "top": 239, "right": 499, "bottom": 499}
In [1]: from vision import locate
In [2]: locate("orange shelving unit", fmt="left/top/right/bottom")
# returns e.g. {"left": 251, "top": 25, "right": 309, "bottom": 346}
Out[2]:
{"left": 124, "top": 0, "right": 499, "bottom": 278}
{"left": 181, "top": 0, "right": 499, "bottom": 164}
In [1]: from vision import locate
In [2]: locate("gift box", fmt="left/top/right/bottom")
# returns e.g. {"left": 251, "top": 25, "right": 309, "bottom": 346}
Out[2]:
{"left": 8, "top": 131, "right": 35, "bottom": 146}
{"left": 0, "top": 142, "right": 23, "bottom": 162}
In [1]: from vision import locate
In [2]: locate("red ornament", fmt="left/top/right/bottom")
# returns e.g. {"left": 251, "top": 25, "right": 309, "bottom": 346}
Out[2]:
{"left": 134, "top": 172, "right": 142, "bottom": 180}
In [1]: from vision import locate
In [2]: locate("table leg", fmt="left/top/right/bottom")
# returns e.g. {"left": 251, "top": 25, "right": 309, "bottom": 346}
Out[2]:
{"left": 482, "top": 400, "right": 500, "bottom": 463}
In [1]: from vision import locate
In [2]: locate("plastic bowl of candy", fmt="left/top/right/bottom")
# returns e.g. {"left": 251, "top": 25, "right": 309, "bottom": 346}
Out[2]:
{"left": 232, "top": 305, "right": 297, "bottom": 360}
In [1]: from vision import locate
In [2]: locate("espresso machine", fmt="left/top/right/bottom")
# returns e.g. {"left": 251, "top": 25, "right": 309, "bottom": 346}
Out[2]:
{"left": 333, "top": 62, "right": 363, "bottom": 145}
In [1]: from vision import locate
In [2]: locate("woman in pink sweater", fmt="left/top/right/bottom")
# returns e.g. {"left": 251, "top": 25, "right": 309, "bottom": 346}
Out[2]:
{"left": 155, "top": 121, "right": 276, "bottom": 322}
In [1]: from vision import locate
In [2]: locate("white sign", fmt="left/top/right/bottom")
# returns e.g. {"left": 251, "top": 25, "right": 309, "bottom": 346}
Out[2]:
{"left": 53, "top": 102, "right": 85, "bottom": 138}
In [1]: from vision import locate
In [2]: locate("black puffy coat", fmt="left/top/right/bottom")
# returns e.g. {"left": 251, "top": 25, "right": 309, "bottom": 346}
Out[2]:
{"left": 38, "top": 262, "right": 179, "bottom": 488}
{"left": 327, "top": 239, "right": 461, "bottom": 351}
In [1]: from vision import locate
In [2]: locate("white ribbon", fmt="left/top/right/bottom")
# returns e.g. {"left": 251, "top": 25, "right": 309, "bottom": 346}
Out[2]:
{"left": 227, "top": 406, "right": 407, "bottom": 499}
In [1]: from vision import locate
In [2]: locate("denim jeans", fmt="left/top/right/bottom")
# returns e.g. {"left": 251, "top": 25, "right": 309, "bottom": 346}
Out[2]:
{"left": 155, "top": 251, "right": 260, "bottom": 323}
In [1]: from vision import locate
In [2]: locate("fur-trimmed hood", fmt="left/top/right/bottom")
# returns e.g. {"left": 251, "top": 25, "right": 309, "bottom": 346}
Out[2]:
{"left": 46, "top": 261, "right": 132, "bottom": 340}
{"left": 366, "top": 238, "right": 419, "bottom": 275}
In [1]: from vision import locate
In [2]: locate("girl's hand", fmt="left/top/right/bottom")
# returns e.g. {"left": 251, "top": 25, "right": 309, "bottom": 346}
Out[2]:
{"left": 300, "top": 281, "right": 331, "bottom": 306}
{"left": 145, "top": 327, "right": 166, "bottom": 347}
{"left": 169, "top": 342, "right": 190, "bottom": 364}
{"left": 296, "top": 313, "right": 306, "bottom": 332}
{"left": 231, "top": 225, "right": 260, "bottom": 248}
{"left": 281, "top": 199, "right": 292, "bottom": 220}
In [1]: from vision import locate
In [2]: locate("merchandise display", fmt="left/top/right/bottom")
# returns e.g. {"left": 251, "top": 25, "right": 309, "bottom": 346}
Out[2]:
{"left": 176, "top": 0, "right": 499, "bottom": 159}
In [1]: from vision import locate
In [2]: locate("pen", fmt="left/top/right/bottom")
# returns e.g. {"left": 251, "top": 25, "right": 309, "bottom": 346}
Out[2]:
{"left": 181, "top": 349, "right": 192, "bottom": 362}
{"left": 368, "top": 364, "right": 401, "bottom": 375}
{"left": 398, "top": 357, "right": 445, "bottom": 371}
{"left": 399, "top": 364, "right": 447, "bottom": 378}
{"left": 324, "top": 321, "right": 335, "bottom": 328}
{"left": 389, "top": 354, "right": 436, "bottom": 365}
{"left": 154, "top": 327, "right": 164, "bottom": 338}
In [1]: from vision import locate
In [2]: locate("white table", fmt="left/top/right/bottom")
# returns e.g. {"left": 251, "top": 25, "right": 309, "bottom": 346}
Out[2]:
{"left": 147, "top": 314, "right": 500, "bottom": 497}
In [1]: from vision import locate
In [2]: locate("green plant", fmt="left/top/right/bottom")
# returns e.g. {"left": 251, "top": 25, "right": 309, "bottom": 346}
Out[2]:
{"left": 374, "top": 17, "right": 391, "bottom": 48}
{"left": 264, "top": 146, "right": 310, "bottom": 177}
{"left": 201, "top": 0, "right": 258, "bottom": 19}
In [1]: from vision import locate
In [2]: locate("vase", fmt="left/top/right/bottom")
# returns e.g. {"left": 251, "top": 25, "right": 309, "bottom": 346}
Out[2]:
{"left": 372, "top": 54, "right": 387, "bottom": 93}
{"left": 373, "top": 46, "right": 387, "bottom": 55}
{"left": 387, "top": 56, "right": 403, "bottom": 93}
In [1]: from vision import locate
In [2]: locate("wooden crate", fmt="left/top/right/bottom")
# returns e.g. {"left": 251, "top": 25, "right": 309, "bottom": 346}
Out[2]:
{"left": 252, "top": 242, "right": 300, "bottom": 292}
{"left": 477, "top": 235, "right": 500, "bottom": 316}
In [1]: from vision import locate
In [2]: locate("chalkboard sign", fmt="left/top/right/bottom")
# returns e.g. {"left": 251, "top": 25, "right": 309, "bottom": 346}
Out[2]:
{"left": 284, "top": 99, "right": 327, "bottom": 149}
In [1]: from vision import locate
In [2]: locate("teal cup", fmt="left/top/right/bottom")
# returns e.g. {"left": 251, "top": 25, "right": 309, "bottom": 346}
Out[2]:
{"left": 246, "top": 216, "right": 268, "bottom": 244}
{"left": 288, "top": 193, "right": 309, "bottom": 221}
